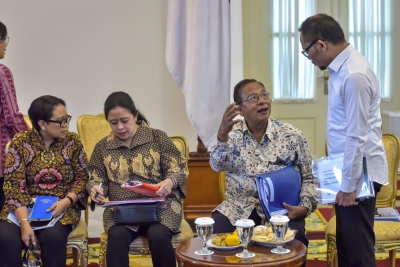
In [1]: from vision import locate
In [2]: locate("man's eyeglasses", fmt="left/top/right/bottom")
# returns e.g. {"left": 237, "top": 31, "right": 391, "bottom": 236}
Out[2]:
{"left": 238, "top": 92, "right": 270, "bottom": 104}
{"left": 47, "top": 115, "right": 72, "bottom": 127}
{"left": 301, "top": 39, "right": 324, "bottom": 58}
{"left": 0, "top": 37, "right": 9, "bottom": 45}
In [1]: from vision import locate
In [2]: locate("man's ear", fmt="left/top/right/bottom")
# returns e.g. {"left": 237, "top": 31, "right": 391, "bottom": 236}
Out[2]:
{"left": 319, "top": 40, "right": 327, "bottom": 52}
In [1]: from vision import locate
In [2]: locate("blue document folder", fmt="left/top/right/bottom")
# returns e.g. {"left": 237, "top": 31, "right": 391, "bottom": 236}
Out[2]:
{"left": 29, "top": 195, "right": 58, "bottom": 221}
{"left": 256, "top": 165, "right": 302, "bottom": 219}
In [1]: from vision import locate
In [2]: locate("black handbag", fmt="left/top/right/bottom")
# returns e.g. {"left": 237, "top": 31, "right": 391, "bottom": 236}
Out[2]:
{"left": 113, "top": 203, "right": 160, "bottom": 225}
{"left": 22, "top": 243, "right": 42, "bottom": 267}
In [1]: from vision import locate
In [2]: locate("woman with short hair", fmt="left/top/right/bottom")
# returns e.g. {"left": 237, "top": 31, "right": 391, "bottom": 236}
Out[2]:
{"left": 0, "top": 95, "right": 88, "bottom": 267}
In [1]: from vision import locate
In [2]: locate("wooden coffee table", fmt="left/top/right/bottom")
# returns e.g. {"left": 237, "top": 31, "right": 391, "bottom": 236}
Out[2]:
{"left": 175, "top": 237, "right": 307, "bottom": 267}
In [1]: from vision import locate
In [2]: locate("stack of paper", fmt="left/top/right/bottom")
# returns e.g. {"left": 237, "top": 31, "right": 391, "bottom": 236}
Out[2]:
{"left": 313, "top": 156, "right": 375, "bottom": 204}
{"left": 375, "top": 208, "right": 400, "bottom": 221}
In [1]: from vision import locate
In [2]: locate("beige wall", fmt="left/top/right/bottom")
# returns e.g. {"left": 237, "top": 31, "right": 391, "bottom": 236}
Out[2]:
{"left": 0, "top": 0, "right": 198, "bottom": 151}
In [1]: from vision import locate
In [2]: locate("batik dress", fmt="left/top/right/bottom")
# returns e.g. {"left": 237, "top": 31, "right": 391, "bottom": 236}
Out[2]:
{"left": 0, "top": 129, "right": 88, "bottom": 227}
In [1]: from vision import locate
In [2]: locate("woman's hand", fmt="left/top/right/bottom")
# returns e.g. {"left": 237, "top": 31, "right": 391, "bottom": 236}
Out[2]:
{"left": 90, "top": 185, "right": 105, "bottom": 204}
{"left": 20, "top": 221, "right": 36, "bottom": 247}
{"left": 155, "top": 179, "right": 174, "bottom": 197}
{"left": 46, "top": 199, "right": 70, "bottom": 217}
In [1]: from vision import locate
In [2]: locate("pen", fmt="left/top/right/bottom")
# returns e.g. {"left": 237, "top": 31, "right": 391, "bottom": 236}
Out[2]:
{"left": 91, "top": 182, "right": 102, "bottom": 211}
{"left": 95, "top": 182, "right": 103, "bottom": 198}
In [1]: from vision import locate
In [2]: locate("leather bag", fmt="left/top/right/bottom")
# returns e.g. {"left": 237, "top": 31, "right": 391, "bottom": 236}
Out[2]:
{"left": 113, "top": 203, "right": 160, "bottom": 225}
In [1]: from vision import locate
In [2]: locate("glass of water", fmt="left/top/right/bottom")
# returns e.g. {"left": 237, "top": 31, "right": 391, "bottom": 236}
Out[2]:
{"left": 194, "top": 217, "right": 214, "bottom": 255}
{"left": 235, "top": 219, "right": 255, "bottom": 258}
{"left": 270, "top": 215, "right": 290, "bottom": 254}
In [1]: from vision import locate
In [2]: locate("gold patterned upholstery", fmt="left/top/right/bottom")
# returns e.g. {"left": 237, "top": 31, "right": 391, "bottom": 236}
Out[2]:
{"left": 219, "top": 172, "right": 226, "bottom": 201}
{"left": 326, "top": 134, "right": 400, "bottom": 267}
{"left": 23, "top": 115, "right": 33, "bottom": 128}
{"left": 76, "top": 114, "right": 111, "bottom": 160}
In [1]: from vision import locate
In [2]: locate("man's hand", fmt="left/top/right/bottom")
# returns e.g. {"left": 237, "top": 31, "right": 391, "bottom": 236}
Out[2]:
{"left": 335, "top": 190, "right": 358, "bottom": 207}
{"left": 217, "top": 103, "right": 242, "bottom": 142}
{"left": 283, "top": 203, "right": 308, "bottom": 220}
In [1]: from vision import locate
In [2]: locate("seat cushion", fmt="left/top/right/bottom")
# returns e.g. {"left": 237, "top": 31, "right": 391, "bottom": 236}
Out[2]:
{"left": 100, "top": 219, "right": 194, "bottom": 255}
{"left": 326, "top": 215, "right": 400, "bottom": 251}
{"left": 67, "top": 219, "right": 88, "bottom": 241}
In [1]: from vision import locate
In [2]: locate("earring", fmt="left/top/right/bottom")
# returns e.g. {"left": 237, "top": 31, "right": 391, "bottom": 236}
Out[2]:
{"left": 41, "top": 126, "right": 46, "bottom": 131}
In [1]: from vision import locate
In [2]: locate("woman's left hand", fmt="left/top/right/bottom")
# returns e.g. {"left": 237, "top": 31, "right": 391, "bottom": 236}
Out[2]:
{"left": 46, "top": 199, "right": 71, "bottom": 217}
{"left": 155, "top": 179, "right": 174, "bottom": 197}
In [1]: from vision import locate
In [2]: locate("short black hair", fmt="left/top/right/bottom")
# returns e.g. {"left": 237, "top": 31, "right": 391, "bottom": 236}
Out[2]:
{"left": 233, "top": 79, "right": 266, "bottom": 104}
{"left": 104, "top": 91, "right": 149, "bottom": 125}
{"left": 298, "top": 14, "right": 346, "bottom": 45}
{"left": 28, "top": 95, "right": 66, "bottom": 132}
{"left": 0, "top": 21, "right": 7, "bottom": 40}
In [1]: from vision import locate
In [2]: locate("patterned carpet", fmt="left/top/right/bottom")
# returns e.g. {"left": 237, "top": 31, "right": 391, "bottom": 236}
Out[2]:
{"left": 66, "top": 182, "right": 400, "bottom": 267}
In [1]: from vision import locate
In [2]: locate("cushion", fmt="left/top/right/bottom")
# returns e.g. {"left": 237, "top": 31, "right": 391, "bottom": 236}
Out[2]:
{"left": 67, "top": 219, "right": 88, "bottom": 241}
{"left": 326, "top": 215, "right": 400, "bottom": 251}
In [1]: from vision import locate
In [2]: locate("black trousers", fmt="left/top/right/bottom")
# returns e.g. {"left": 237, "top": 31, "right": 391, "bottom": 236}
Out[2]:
{"left": 0, "top": 220, "right": 72, "bottom": 267}
{"left": 212, "top": 209, "right": 308, "bottom": 267}
{"left": 0, "top": 178, "right": 4, "bottom": 211}
{"left": 335, "top": 182, "right": 382, "bottom": 267}
{"left": 107, "top": 223, "right": 176, "bottom": 267}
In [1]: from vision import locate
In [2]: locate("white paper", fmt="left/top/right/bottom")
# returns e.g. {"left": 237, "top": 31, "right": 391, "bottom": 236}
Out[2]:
{"left": 314, "top": 156, "right": 374, "bottom": 204}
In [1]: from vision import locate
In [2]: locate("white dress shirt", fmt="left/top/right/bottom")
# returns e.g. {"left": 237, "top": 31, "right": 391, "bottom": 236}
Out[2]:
{"left": 327, "top": 44, "right": 388, "bottom": 194}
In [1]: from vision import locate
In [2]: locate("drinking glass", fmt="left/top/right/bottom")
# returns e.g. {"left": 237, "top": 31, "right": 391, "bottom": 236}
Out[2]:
{"left": 270, "top": 215, "right": 290, "bottom": 254}
{"left": 235, "top": 219, "right": 255, "bottom": 258}
{"left": 194, "top": 217, "right": 214, "bottom": 255}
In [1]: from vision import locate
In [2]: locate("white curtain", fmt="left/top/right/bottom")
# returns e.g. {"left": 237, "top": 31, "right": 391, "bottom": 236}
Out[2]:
{"left": 272, "top": 0, "right": 316, "bottom": 102}
{"left": 349, "top": 0, "right": 391, "bottom": 100}
{"left": 166, "top": 0, "right": 231, "bottom": 148}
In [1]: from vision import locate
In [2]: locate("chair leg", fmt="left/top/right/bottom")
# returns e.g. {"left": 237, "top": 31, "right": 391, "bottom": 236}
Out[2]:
{"left": 389, "top": 249, "right": 396, "bottom": 267}
{"left": 67, "top": 239, "right": 88, "bottom": 267}
{"left": 99, "top": 240, "right": 107, "bottom": 267}
{"left": 72, "top": 249, "right": 79, "bottom": 267}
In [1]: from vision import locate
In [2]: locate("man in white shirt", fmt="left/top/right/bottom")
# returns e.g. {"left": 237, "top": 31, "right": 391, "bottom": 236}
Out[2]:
{"left": 298, "top": 14, "right": 388, "bottom": 267}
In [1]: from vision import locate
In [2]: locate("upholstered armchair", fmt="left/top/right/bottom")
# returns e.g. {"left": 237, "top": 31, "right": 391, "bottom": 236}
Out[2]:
{"left": 325, "top": 133, "right": 400, "bottom": 267}
{"left": 75, "top": 114, "right": 193, "bottom": 266}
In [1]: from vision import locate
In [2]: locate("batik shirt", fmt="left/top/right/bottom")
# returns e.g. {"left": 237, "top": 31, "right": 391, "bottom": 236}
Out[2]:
{"left": 210, "top": 118, "right": 317, "bottom": 226}
{"left": 0, "top": 64, "right": 30, "bottom": 177}
{"left": 0, "top": 130, "right": 88, "bottom": 227}
{"left": 86, "top": 122, "right": 188, "bottom": 233}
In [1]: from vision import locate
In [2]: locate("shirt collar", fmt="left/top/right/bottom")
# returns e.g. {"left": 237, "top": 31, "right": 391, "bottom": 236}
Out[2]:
{"left": 105, "top": 121, "right": 152, "bottom": 150}
{"left": 327, "top": 43, "right": 354, "bottom": 74}
{"left": 238, "top": 118, "right": 276, "bottom": 144}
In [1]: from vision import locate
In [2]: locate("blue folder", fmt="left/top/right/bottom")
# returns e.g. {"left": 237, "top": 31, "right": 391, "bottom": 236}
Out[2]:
{"left": 29, "top": 195, "right": 58, "bottom": 221}
{"left": 256, "top": 165, "right": 302, "bottom": 219}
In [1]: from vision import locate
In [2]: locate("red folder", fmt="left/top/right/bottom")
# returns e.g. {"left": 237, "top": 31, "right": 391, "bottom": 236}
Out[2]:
{"left": 122, "top": 181, "right": 160, "bottom": 197}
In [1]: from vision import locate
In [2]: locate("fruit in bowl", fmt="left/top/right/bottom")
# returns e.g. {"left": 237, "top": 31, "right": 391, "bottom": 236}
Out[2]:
{"left": 212, "top": 231, "right": 240, "bottom": 246}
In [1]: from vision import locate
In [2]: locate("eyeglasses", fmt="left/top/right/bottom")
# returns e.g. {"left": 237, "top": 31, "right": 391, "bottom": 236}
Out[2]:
{"left": 238, "top": 92, "right": 270, "bottom": 104}
{"left": 0, "top": 37, "right": 9, "bottom": 45}
{"left": 47, "top": 115, "right": 72, "bottom": 127}
{"left": 301, "top": 39, "right": 324, "bottom": 58}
